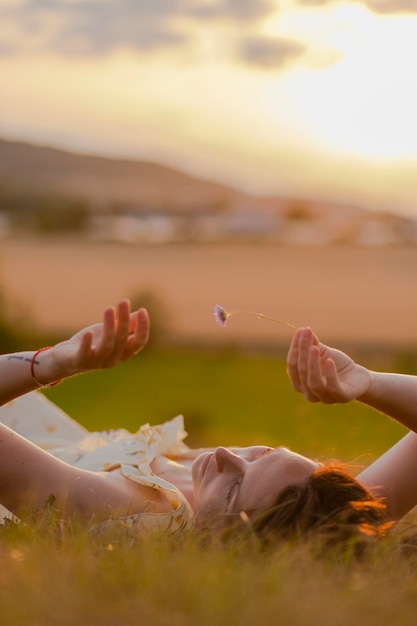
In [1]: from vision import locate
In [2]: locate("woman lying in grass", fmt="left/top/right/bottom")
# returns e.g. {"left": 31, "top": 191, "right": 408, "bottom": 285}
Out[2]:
{"left": 0, "top": 299, "right": 416, "bottom": 547}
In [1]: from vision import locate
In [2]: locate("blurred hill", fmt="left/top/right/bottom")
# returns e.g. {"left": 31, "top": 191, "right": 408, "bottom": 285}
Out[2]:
{"left": 0, "top": 137, "right": 248, "bottom": 212}
{"left": 1, "top": 136, "right": 416, "bottom": 245}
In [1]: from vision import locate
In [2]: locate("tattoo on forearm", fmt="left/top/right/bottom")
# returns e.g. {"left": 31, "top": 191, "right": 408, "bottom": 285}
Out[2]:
{"left": 5, "top": 355, "right": 33, "bottom": 364}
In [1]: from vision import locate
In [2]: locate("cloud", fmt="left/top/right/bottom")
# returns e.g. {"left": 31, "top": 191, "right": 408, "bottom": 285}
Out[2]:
{"left": 55, "top": 3, "right": 188, "bottom": 55}
{"left": 191, "top": 0, "right": 276, "bottom": 21}
{"left": 297, "top": 0, "right": 417, "bottom": 14}
{"left": 236, "top": 36, "right": 306, "bottom": 69}
{"left": 0, "top": 0, "right": 277, "bottom": 57}
{"left": 362, "top": 0, "right": 417, "bottom": 14}
{"left": 297, "top": 0, "right": 333, "bottom": 5}
{"left": 0, "top": 0, "right": 190, "bottom": 55}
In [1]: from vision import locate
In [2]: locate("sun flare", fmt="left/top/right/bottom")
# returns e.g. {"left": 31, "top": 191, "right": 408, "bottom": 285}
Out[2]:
{"left": 264, "top": 5, "right": 417, "bottom": 161}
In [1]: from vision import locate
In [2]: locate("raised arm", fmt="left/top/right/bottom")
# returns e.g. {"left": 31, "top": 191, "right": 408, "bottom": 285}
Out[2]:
{"left": 0, "top": 421, "right": 168, "bottom": 521}
{"left": 0, "top": 299, "right": 150, "bottom": 406}
{"left": 287, "top": 327, "right": 417, "bottom": 520}
{"left": 0, "top": 300, "right": 172, "bottom": 521}
{"left": 287, "top": 327, "right": 417, "bottom": 432}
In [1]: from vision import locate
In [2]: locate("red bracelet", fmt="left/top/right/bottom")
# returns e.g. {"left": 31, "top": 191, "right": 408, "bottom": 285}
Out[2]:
{"left": 30, "top": 347, "right": 63, "bottom": 388}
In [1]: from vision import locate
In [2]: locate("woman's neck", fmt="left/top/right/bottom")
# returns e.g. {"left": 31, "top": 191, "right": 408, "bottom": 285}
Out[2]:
{"left": 151, "top": 456, "right": 196, "bottom": 509}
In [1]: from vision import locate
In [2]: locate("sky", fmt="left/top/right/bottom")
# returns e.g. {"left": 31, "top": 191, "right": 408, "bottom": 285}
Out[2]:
{"left": 1, "top": 0, "right": 417, "bottom": 216}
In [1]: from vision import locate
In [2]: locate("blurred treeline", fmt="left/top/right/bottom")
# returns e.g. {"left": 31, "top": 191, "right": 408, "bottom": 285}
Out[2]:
{"left": 0, "top": 182, "right": 88, "bottom": 235}
{"left": 0, "top": 278, "right": 171, "bottom": 354}
{"left": 0, "top": 285, "right": 54, "bottom": 352}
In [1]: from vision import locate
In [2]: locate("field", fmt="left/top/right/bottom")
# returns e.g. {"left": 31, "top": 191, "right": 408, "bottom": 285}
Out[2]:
{"left": 2, "top": 519, "right": 417, "bottom": 626}
{"left": 2, "top": 237, "right": 417, "bottom": 349}
{"left": 2, "top": 237, "right": 417, "bottom": 624}
{"left": 42, "top": 348, "right": 407, "bottom": 463}
{"left": 2, "top": 236, "right": 415, "bottom": 455}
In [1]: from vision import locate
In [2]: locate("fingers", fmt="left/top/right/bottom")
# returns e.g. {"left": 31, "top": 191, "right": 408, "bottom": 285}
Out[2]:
{"left": 86, "top": 300, "right": 149, "bottom": 367}
{"left": 104, "top": 300, "right": 150, "bottom": 363}
{"left": 304, "top": 344, "right": 325, "bottom": 402}
{"left": 287, "top": 327, "right": 316, "bottom": 396}
{"left": 113, "top": 299, "right": 131, "bottom": 353}
{"left": 287, "top": 327, "right": 335, "bottom": 403}
{"left": 51, "top": 299, "right": 150, "bottom": 377}
{"left": 78, "top": 329, "right": 94, "bottom": 359}
{"left": 97, "top": 305, "right": 117, "bottom": 356}
{"left": 305, "top": 345, "right": 340, "bottom": 403}
{"left": 287, "top": 328, "right": 301, "bottom": 391}
{"left": 123, "top": 308, "right": 150, "bottom": 359}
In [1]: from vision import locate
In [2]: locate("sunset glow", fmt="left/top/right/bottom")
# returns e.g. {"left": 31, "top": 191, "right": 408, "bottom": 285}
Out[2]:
{"left": 1, "top": 0, "right": 417, "bottom": 214}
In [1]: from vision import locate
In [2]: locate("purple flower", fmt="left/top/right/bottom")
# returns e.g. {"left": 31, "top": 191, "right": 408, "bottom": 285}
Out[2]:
{"left": 213, "top": 304, "right": 296, "bottom": 331}
{"left": 213, "top": 305, "right": 228, "bottom": 327}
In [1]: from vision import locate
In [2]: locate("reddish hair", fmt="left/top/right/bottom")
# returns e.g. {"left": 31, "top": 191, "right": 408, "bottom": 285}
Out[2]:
{"left": 219, "top": 466, "right": 392, "bottom": 554}
{"left": 213, "top": 465, "right": 393, "bottom": 556}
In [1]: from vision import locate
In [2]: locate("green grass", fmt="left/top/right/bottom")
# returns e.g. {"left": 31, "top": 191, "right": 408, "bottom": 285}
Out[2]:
{"left": 2, "top": 347, "right": 416, "bottom": 625}
{"left": 45, "top": 347, "right": 407, "bottom": 464}
{"left": 1, "top": 514, "right": 417, "bottom": 626}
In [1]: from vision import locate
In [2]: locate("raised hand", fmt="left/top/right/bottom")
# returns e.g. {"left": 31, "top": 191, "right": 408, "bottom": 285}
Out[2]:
{"left": 287, "top": 327, "right": 372, "bottom": 404}
{"left": 49, "top": 300, "right": 150, "bottom": 379}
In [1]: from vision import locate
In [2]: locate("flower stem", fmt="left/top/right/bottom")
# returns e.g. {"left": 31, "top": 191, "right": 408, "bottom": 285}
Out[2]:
{"left": 228, "top": 310, "right": 296, "bottom": 330}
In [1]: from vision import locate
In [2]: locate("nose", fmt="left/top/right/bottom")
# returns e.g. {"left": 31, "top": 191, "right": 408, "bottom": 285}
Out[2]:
{"left": 214, "top": 447, "right": 245, "bottom": 473}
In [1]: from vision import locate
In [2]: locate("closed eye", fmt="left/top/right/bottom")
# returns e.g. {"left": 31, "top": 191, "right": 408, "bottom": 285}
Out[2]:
{"left": 227, "top": 477, "right": 242, "bottom": 503}
{"left": 227, "top": 448, "right": 273, "bottom": 504}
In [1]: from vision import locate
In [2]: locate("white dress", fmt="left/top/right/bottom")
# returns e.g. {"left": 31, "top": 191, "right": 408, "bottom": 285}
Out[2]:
{"left": 0, "top": 391, "right": 195, "bottom": 534}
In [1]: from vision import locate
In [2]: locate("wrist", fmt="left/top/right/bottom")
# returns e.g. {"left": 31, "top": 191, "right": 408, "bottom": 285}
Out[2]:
{"left": 357, "top": 369, "right": 378, "bottom": 404}
{"left": 30, "top": 348, "right": 64, "bottom": 388}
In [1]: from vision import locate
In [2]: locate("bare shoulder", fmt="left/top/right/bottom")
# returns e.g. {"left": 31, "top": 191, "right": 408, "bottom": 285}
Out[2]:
{"left": 102, "top": 469, "right": 173, "bottom": 515}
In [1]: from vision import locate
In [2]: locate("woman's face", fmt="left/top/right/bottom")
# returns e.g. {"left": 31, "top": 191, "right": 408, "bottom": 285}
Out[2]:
{"left": 191, "top": 446, "right": 318, "bottom": 524}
